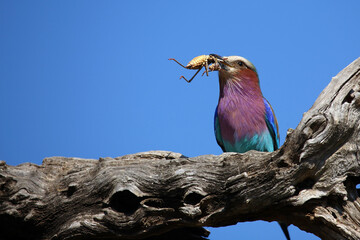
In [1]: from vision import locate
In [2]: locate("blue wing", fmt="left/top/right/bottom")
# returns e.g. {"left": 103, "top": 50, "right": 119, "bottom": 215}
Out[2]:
{"left": 263, "top": 98, "right": 280, "bottom": 150}
{"left": 214, "top": 105, "right": 226, "bottom": 152}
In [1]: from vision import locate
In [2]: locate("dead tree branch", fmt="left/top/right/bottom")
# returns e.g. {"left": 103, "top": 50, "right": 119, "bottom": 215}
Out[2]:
{"left": 1, "top": 58, "right": 360, "bottom": 240}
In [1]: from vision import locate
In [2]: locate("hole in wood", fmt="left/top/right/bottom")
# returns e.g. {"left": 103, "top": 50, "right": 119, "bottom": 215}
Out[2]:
{"left": 347, "top": 176, "right": 360, "bottom": 185}
{"left": 109, "top": 190, "right": 140, "bottom": 214}
{"left": 277, "top": 159, "right": 289, "bottom": 168}
{"left": 184, "top": 192, "right": 204, "bottom": 205}
{"left": 66, "top": 185, "right": 76, "bottom": 197}
{"left": 344, "top": 176, "right": 360, "bottom": 199}
{"left": 309, "top": 119, "right": 324, "bottom": 134}
{"left": 0, "top": 178, "right": 17, "bottom": 193}
{"left": 342, "top": 89, "right": 355, "bottom": 104}
{"left": 295, "top": 178, "right": 315, "bottom": 195}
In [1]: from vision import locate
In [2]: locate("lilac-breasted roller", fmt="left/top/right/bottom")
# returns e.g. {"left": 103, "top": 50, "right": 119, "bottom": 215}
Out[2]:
{"left": 212, "top": 55, "right": 290, "bottom": 240}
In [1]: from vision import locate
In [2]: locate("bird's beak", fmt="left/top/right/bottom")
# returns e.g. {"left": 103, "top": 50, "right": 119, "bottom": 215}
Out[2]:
{"left": 209, "top": 53, "right": 223, "bottom": 60}
{"left": 209, "top": 54, "right": 231, "bottom": 70}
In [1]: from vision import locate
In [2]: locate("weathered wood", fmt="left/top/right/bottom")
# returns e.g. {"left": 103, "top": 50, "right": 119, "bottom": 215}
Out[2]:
{"left": 1, "top": 58, "right": 360, "bottom": 240}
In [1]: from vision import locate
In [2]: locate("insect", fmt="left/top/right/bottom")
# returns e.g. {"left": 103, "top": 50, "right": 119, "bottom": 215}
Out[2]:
{"left": 202, "top": 61, "right": 221, "bottom": 76}
{"left": 169, "top": 54, "right": 226, "bottom": 83}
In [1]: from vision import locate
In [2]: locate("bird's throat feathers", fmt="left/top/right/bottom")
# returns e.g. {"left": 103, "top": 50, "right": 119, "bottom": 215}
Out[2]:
{"left": 217, "top": 68, "right": 267, "bottom": 144}
{"left": 219, "top": 68, "right": 261, "bottom": 98}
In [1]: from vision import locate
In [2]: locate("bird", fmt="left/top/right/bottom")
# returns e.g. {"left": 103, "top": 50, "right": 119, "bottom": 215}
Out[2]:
{"left": 212, "top": 54, "right": 290, "bottom": 240}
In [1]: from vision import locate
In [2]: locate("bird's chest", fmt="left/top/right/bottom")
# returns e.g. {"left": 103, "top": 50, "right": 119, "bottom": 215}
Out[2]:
{"left": 217, "top": 96, "right": 267, "bottom": 145}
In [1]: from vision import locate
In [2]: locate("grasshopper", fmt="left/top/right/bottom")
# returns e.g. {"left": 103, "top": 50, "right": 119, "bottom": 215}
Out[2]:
{"left": 169, "top": 54, "right": 226, "bottom": 83}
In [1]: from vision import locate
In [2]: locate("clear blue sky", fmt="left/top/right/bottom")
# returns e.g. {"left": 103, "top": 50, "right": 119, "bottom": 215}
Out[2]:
{"left": 1, "top": 1, "right": 359, "bottom": 239}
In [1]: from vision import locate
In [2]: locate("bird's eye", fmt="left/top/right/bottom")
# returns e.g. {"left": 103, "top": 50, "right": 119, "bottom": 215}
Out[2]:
{"left": 238, "top": 61, "right": 243, "bottom": 66}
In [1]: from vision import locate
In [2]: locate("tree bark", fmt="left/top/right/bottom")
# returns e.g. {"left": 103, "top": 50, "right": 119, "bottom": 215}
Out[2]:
{"left": 1, "top": 58, "right": 360, "bottom": 240}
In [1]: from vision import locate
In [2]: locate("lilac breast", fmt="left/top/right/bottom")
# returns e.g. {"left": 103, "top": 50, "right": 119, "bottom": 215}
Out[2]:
{"left": 217, "top": 78, "right": 267, "bottom": 145}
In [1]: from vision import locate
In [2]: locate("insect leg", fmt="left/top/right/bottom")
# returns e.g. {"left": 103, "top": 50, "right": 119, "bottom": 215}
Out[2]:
{"left": 180, "top": 67, "right": 203, "bottom": 83}
{"left": 205, "top": 61, "right": 209, "bottom": 76}
{"left": 168, "top": 58, "right": 188, "bottom": 69}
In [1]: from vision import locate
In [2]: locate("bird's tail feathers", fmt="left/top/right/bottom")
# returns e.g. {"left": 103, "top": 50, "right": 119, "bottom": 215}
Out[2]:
{"left": 278, "top": 222, "right": 291, "bottom": 240}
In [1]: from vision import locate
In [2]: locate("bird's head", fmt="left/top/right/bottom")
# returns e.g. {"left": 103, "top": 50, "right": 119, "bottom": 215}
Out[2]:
{"left": 210, "top": 54, "right": 258, "bottom": 84}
